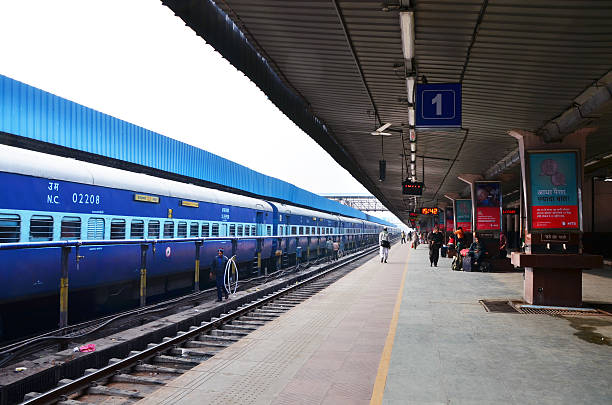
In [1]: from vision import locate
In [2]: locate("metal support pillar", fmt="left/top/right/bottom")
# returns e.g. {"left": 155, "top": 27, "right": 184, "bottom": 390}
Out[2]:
{"left": 139, "top": 244, "right": 149, "bottom": 307}
{"left": 256, "top": 239, "right": 262, "bottom": 276}
{"left": 59, "top": 246, "right": 71, "bottom": 329}
{"left": 194, "top": 241, "right": 202, "bottom": 292}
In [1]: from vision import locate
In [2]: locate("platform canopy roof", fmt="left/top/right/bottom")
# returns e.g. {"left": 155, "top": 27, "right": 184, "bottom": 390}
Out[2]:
{"left": 162, "top": 0, "right": 612, "bottom": 225}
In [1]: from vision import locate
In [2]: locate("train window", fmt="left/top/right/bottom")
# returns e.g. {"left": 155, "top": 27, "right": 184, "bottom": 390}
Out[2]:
{"left": 87, "top": 218, "right": 105, "bottom": 240}
{"left": 305, "top": 227, "right": 310, "bottom": 235}
{"left": 299, "top": 226, "right": 304, "bottom": 235}
{"left": 237, "top": 224, "right": 243, "bottom": 236}
{"left": 267, "top": 225, "right": 272, "bottom": 236}
{"left": 177, "top": 222, "right": 187, "bottom": 238}
{"left": 251, "top": 225, "right": 256, "bottom": 236}
{"left": 190, "top": 222, "right": 199, "bottom": 237}
{"left": 30, "top": 215, "right": 53, "bottom": 241}
{"left": 110, "top": 219, "right": 126, "bottom": 239}
{"left": 0, "top": 214, "right": 21, "bottom": 243}
{"left": 278, "top": 226, "right": 283, "bottom": 236}
{"left": 291, "top": 226, "right": 297, "bottom": 235}
{"left": 163, "top": 221, "right": 174, "bottom": 238}
{"left": 311, "top": 227, "right": 315, "bottom": 234}
{"left": 211, "top": 223, "right": 219, "bottom": 237}
{"left": 201, "top": 223, "right": 210, "bottom": 237}
{"left": 229, "top": 224, "right": 236, "bottom": 236}
{"left": 61, "top": 217, "right": 81, "bottom": 240}
{"left": 244, "top": 225, "right": 250, "bottom": 236}
{"left": 148, "top": 220, "right": 160, "bottom": 238}
{"left": 130, "top": 220, "right": 144, "bottom": 239}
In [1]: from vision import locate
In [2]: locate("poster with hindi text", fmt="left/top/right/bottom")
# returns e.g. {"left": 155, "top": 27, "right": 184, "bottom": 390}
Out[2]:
{"left": 528, "top": 151, "right": 579, "bottom": 230}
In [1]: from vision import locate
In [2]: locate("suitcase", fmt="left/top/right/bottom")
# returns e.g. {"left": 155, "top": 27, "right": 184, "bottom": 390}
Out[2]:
{"left": 462, "top": 256, "right": 472, "bottom": 272}
{"left": 441, "top": 246, "right": 448, "bottom": 257}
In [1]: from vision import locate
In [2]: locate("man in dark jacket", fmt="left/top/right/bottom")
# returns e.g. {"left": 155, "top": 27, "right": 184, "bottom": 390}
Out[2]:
{"left": 469, "top": 234, "right": 486, "bottom": 267}
{"left": 428, "top": 227, "right": 443, "bottom": 267}
{"left": 211, "top": 248, "right": 229, "bottom": 302}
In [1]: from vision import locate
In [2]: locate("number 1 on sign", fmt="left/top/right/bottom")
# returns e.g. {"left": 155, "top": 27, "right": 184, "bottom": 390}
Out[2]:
{"left": 432, "top": 93, "right": 442, "bottom": 116}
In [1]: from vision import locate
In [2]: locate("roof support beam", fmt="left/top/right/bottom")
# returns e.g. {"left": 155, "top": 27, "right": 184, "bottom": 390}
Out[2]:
{"left": 331, "top": 0, "right": 381, "bottom": 126}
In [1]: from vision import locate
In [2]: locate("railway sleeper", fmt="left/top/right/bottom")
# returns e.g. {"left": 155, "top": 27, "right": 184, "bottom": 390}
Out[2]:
{"left": 222, "top": 324, "right": 258, "bottom": 332}
{"left": 254, "top": 308, "right": 284, "bottom": 315}
{"left": 239, "top": 314, "right": 276, "bottom": 322}
{"left": 183, "top": 340, "right": 230, "bottom": 349}
{"left": 231, "top": 319, "right": 266, "bottom": 327}
{"left": 265, "top": 303, "right": 296, "bottom": 310}
{"left": 210, "top": 328, "right": 250, "bottom": 337}
{"left": 168, "top": 347, "right": 216, "bottom": 358}
{"left": 58, "top": 400, "right": 91, "bottom": 405}
{"left": 152, "top": 354, "right": 201, "bottom": 366}
{"left": 84, "top": 368, "right": 166, "bottom": 386}
{"left": 112, "top": 373, "right": 167, "bottom": 385}
{"left": 198, "top": 334, "right": 240, "bottom": 343}
{"left": 132, "top": 363, "right": 186, "bottom": 375}
{"left": 87, "top": 385, "right": 145, "bottom": 399}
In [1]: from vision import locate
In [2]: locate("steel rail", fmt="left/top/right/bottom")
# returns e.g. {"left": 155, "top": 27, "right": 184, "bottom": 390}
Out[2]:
{"left": 20, "top": 244, "right": 380, "bottom": 405}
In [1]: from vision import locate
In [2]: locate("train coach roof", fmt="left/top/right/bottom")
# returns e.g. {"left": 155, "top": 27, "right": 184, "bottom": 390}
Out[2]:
{"left": 0, "top": 145, "right": 273, "bottom": 211}
{"left": 274, "top": 203, "right": 338, "bottom": 222}
{"left": 0, "top": 75, "right": 394, "bottom": 226}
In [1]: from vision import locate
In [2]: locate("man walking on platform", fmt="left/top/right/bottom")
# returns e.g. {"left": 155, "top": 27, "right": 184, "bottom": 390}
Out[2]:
{"left": 210, "top": 248, "right": 229, "bottom": 302}
{"left": 428, "top": 227, "right": 443, "bottom": 267}
{"left": 401, "top": 231, "right": 406, "bottom": 244}
{"left": 379, "top": 227, "right": 390, "bottom": 263}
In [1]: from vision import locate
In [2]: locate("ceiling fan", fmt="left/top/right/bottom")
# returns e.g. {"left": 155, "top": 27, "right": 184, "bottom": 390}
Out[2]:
{"left": 371, "top": 122, "right": 392, "bottom": 136}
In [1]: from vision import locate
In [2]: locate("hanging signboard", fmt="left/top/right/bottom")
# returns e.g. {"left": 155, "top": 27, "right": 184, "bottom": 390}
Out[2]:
{"left": 445, "top": 207, "right": 454, "bottom": 232}
{"left": 474, "top": 181, "right": 502, "bottom": 231}
{"left": 455, "top": 199, "right": 472, "bottom": 232}
{"left": 438, "top": 210, "right": 445, "bottom": 230}
{"left": 415, "top": 83, "right": 462, "bottom": 128}
{"left": 527, "top": 150, "right": 579, "bottom": 230}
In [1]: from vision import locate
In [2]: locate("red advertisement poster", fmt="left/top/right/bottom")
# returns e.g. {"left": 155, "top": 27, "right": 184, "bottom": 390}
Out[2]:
{"left": 456, "top": 221, "right": 471, "bottom": 232}
{"left": 476, "top": 207, "right": 501, "bottom": 230}
{"left": 445, "top": 208, "right": 453, "bottom": 232}
{"left": 531, "top": 206, "right": 578, "bottom": 229}
{"left": 474, "top": 182, "right": 501, "bottom": 231}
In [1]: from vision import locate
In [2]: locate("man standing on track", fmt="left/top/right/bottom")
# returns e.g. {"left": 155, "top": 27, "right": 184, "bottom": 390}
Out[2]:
{"left": 379, "top": 227, "right": 390, "bottom": 263}
{"left": 210, "top": 248, "right": 229, "bottom": 302}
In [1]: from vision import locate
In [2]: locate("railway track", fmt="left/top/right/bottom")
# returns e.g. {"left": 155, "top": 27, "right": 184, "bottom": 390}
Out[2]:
{"left": 17, "top": 245, "right": 380, "bottom": 405}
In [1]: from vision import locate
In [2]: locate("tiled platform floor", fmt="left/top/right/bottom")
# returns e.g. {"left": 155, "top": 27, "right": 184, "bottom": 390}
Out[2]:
{"left": 136, "top": 246, "right": 409, "bottom": 405}
{"left": 383, "top": 246, "right": 612, "bottom": 405}
{"left": 136, "top": 244, "right": 612, "bottom": 405}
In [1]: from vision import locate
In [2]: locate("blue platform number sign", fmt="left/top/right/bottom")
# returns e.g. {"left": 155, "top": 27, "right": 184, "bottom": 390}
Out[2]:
{"left": 415, "top": 83, "right": 462, "bottom": 128}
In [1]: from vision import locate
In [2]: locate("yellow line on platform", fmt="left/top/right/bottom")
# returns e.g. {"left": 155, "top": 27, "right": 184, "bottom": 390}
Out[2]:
{"left": 370, "top": 251, "right": 410, "bottom": 405}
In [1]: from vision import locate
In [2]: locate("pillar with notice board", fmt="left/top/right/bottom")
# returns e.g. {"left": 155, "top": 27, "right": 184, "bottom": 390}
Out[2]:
{"left": 509, "top": 129, "right": 602, "bottom": 306}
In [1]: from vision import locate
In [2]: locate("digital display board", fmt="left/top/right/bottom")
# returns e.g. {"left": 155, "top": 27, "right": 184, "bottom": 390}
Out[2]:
{"left": 403, "top": 180, "right": 424, "bottom": 195}
{"left": 421, "top": 207, "right": 439, "bottom": 215}
{"left": 527, "top": 151, "right": 579, "bottom": 230}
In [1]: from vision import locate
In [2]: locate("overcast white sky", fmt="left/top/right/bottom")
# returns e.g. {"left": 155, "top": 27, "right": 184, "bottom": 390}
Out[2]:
{"left": 0, "top": 0, "right": 406, "bottom": 227}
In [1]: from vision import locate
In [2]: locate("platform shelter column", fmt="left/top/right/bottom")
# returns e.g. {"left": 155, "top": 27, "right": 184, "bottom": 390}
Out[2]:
{"left": 509, "top": 129, "right": 602, "bottom": 306}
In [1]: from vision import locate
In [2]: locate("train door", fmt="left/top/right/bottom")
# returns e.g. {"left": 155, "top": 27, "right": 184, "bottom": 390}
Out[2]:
{"left": 256, "top": 212, "right": 264, "bottom": 236}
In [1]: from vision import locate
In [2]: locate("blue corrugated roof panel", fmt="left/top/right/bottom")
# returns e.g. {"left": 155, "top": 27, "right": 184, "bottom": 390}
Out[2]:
{"left": 0, "top": 74, "right": 388, "bottom": 222}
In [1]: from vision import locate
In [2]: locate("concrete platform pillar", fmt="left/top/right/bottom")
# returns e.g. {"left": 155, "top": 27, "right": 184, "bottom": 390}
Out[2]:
{"left": 510, "top": 129, "right": 602, "bottom": 306}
